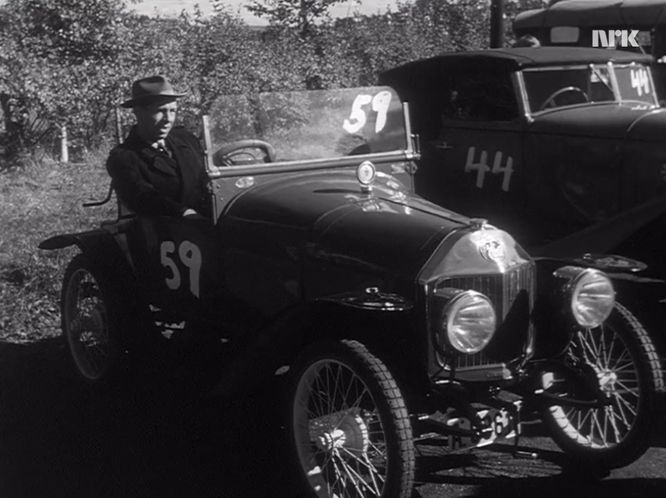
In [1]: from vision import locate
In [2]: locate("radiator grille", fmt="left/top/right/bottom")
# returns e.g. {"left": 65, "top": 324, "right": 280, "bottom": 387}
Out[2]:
{"left": 439, "top": 262, "right": 535, "bottom": 370}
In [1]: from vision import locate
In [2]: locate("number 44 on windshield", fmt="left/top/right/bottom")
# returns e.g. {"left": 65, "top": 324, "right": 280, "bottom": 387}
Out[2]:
{"left": 465, "top": 146, "right": 514, "bottom": 192}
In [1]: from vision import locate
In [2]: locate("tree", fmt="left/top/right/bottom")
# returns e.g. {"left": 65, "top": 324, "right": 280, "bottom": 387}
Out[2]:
{"left": 5, "top": 0, "right": 128, "bottom": 61}
{"left": 0, "top": 0, "right": 132, "bottom": 159}
{"left": 245, "top": 0, "right": 350, "bottom": 38}
{"left": 0, "top": 0, "right": 550, "bottom": 165}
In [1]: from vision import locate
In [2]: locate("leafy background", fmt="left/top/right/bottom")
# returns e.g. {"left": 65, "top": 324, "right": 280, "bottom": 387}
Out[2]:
{"left": 0, "top": 0, "right": 545, "bottom": 341}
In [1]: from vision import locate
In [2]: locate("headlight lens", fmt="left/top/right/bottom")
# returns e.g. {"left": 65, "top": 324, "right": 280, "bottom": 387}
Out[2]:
{"left": 570, "top": 269, "right": 615, "bottom": 328}
{"left": 444, "top": 291, "right": 497, "bottom": 354}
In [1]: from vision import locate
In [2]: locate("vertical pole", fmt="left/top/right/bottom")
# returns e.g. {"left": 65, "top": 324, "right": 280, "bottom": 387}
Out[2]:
{"left": 115, "top": 107, "right": 123, "bottom": 145}
{"left": 201, "top": 115, "right": 214, "bottom": 173}
{"left": 201, "top": 114, "right": 217, "bottom": 218}
{"left": 299, "top": 0, "right": 308, "bottom": 38}
{"left": 490, "top": 0, "right": 505, "bottom": 48}
{"left": 60, "top": 124, "right": 68, "bottom": 163}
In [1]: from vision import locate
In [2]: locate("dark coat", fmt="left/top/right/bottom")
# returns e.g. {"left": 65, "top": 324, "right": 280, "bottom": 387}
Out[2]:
{"left": 106, "top": 126, "right": 210, "bottom": 217}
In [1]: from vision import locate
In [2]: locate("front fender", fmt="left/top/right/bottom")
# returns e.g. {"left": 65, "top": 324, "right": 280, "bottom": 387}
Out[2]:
{"left": 533, "top": 195, "right": 666, "bottom": 261}
{"left": 207, "top": 298, "right": 428, "bottom": 400}
{"left": 39, "top": 228, "right": 131, "bottom": 275}
{"left": 39, "top": 229, "right": 106, "bottom": 251}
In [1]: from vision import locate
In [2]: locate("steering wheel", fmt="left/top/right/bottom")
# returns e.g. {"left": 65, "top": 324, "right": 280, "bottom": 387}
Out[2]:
{"left": 213, "top": 139, "right": 276, "bottom": 166}
{"left": 539, "top": 86, "right": 589, "bottom": 110}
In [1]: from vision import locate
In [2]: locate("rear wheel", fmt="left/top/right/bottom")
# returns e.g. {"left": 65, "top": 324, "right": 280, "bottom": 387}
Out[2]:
{"left": 289, "top": 339, "right": 415, "bottom": 498}
{"left": 542, "top": 302, "right": 664, "bottom": 468}
{"left": 61, "top": 254, "right": 130, "bottom": 385}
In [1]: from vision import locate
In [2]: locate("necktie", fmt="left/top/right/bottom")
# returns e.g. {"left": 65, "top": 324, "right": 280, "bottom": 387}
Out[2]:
{"left": 156, "top": 140, "right": 171, "bottom": 158}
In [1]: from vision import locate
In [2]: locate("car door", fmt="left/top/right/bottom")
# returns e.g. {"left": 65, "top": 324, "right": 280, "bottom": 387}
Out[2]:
{"left": 520, "top": 64, "right": 627, "bottom": 245}
{"left": 126, "top": 215, "right": 222, "bottom": 315}
{"left": 415, "top": 63, "right": 528, "bottom": 237}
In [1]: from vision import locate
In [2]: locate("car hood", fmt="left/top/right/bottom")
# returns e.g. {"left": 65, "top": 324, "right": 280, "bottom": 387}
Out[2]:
{"left": 222, "top": 170, "right": 472, "bottom": 280}
{"left": 529, "top": 104, "right": 666, "bottom": 139}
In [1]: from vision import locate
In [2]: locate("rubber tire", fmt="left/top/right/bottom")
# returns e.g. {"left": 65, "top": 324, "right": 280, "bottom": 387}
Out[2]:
{"left": 60, "top": 253, "right": 132, "bottom": 387}
{"left": 287, "top": 339, "right": 415, "bottom": 498}
{"left": 542, "top": 302, "right": 665, "bottom": 468}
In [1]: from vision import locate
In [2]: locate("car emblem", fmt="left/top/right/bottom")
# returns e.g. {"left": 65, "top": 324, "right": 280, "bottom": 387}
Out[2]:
{"left": 479, "top": 239, "right": 505, "bottom": 262}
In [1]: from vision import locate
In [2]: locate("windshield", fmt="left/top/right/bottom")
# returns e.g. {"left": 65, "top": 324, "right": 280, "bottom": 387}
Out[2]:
{"left": 521, "top": 63, "right": 657, "bottom": 113}
{"left": 204, "top": 86, "right": 409, "bottom": 166}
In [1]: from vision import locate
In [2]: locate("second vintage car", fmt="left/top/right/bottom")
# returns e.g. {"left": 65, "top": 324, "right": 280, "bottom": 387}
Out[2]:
{"left": 40, "top": 86, "right": 664, "bottom": 497}
{"left": 381, "top": 47, "right": 666, "bottom": 358}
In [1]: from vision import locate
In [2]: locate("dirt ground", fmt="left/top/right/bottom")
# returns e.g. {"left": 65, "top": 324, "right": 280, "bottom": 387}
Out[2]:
{"left": 1, "top": 338, "right": 665, "bottom": 498}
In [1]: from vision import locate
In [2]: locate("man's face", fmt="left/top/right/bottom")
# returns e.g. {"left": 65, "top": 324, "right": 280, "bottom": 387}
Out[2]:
{"left": 134, "top": 100, "right": 178, "bottom": 143}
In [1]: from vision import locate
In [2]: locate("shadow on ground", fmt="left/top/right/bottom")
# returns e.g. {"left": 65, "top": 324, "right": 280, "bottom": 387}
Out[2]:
{"left": 1, "top": 338, "right": 665, "bottom": 498}
{"left": 0, "top": 338, "right": 295, "bottom": 498}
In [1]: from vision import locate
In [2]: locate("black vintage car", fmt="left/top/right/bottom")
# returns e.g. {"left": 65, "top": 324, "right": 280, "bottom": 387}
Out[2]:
{"left": 381, "top": 47, "right": 666, "bottom": 362}
{"left": 40, "top": 87, "right": 664, "bottom": 497}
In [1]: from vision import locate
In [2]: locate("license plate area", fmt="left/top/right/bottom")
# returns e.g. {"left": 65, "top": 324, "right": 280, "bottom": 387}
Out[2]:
{"left": 446, "top": 407, "right": 517, "bottom": 451}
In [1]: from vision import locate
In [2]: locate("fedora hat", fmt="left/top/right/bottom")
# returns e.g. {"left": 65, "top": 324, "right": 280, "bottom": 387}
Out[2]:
{"left": 120, "top": 75, "right": 186, "bottom": 108}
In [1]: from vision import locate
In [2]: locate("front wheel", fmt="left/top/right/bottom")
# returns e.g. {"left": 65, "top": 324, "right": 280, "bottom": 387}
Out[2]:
{"left": 542, "top": 302, "right": 664, "bottom": 468}
{"left": 288, "top": 339, "right": 415, "bottom": 498}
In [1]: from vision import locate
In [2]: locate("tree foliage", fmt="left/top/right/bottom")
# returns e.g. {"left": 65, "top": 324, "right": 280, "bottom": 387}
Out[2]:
{"left": 0, "top": 0, "right": 547, "bottom": 165}
{"left": 0, "top": 0, "right": 132, "bottom": 156}
{"left": 246, "top": 0, "right": 349, "bottom": 37}
{"left": 7, "top": 0, "right": 126, "bottom": 60}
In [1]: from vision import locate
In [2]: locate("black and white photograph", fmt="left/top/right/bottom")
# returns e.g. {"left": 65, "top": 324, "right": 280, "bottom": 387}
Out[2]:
{"left": 1, "top": 0, "right": 665, "bottom": 496}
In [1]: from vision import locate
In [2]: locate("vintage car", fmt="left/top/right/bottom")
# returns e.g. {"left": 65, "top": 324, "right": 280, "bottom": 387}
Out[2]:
{"left": 513, "top": 0, "right": 666, "bottom": 98}
{"left": 39, "top": 86, "right": 664, "bottom": 497}
{"left": 381, "top": 47, "right": 666, "bottom": 353}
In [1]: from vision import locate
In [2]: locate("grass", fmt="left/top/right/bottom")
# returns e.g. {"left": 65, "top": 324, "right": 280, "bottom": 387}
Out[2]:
{"left": 0, "top": 154, "right": 115, "bottom": 342}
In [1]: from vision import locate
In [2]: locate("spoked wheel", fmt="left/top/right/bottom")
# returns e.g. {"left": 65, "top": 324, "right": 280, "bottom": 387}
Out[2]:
{"left": 61, "top": 254, "right": 125, "bottom": 385}
{"left": 543, "top": 302, "right": 664, "bottom": 468}
{"left": 289, "top": 340, "right": 415, "bottom": 498}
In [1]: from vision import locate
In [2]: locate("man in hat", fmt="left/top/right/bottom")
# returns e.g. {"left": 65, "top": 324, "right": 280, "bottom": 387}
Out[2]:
{"left": 107, "top": 75, "right": 210, "bottom": 218}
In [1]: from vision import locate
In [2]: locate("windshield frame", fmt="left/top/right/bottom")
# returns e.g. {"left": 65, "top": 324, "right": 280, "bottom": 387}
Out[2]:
{"left": 200, "top": 86, "right": 419, "bottom": 180}
{"left": 517, "top": 61, "right": 659, "bottom": 117}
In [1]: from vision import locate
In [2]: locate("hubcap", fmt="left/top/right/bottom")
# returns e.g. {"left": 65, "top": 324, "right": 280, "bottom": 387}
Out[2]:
{"left": 597, "top": 369, "right": 618, "bottom": 394}
{"left": 549, "top": 324, "right": 640, "bottom": 448}
{"left": 293, "top": 359, "right": 388, "bottom": 497}
{"left": 313, "top": 413, "right": 370, "bottom": 453}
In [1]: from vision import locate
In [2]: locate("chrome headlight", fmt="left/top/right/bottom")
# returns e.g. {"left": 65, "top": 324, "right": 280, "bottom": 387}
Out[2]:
{"left": 571, "top": 269, "right": 615, "bottom": 327}
{"left": 555, "top": 266, "right": 615, "bottom": 328}
{"left": 442, "top": 290, "right": 497, "bottom": 354}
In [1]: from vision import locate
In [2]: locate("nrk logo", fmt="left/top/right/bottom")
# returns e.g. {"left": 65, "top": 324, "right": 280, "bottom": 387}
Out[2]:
{"left": 592, "top": 29, "right": 640, "bottom": 48}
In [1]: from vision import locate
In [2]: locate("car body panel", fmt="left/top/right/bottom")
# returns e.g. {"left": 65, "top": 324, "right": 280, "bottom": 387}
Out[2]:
{"left": 129, "top": 169, "right": 475, "bottom": 325}
{"left": 381, "top": 47, "right": 666, "bottom": 257}
{"left": 528, "top": 104, "right": 652, "bottom": 137}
